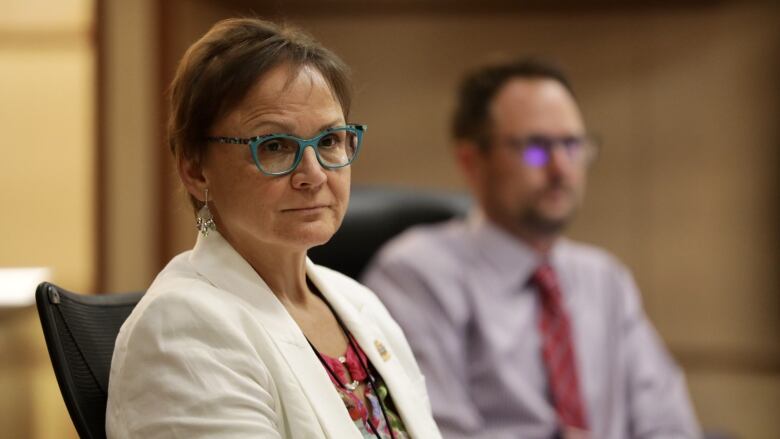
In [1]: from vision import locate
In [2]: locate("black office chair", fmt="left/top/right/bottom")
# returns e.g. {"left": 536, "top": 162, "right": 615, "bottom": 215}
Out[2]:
{"left": 309, "top": 186, "right": 471, "bottom": 280}
{"left": 36, "top": 282, "right": 143, "bottom": 439}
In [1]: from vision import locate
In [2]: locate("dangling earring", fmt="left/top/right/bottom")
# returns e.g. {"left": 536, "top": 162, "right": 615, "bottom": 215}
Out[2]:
{"left": 196, "top": 188, "right": 216, "bottom": 236}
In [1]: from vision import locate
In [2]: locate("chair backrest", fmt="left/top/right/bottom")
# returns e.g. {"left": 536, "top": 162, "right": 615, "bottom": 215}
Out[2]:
{"left": 36, "top": 282, "right": 143, "bottom": 439}
{"left": 309, "top": 186, "right": 471, "bottom": 280}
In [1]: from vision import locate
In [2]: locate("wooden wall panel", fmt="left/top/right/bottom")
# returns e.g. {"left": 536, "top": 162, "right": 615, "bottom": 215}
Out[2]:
{"left": 147, "top": 1, "right": 779, "bottom": 436}
{"left": 102, "top": 0, "right": 160, "bottom": 292}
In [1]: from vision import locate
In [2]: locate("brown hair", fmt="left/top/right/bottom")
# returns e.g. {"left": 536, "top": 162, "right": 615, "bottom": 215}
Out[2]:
{"left": 168, "top": 18, "right": 352, "bottom": 212}
{"left": 451, "top": 58, "right": 575, "bottom": 149}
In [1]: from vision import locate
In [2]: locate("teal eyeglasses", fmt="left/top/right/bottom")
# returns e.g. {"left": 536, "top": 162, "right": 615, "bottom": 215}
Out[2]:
{"left": 206, "top": 124, "right": 366, "bottom": 176}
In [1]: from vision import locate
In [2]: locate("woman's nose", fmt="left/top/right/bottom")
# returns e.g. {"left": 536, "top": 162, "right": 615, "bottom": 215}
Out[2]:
{"left": 290, "top": 146, "right": 327, "bottom": 189}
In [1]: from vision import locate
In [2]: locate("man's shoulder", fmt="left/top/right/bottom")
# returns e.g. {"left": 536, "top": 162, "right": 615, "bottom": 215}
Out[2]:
{"left": 559, "top": 238, "right": 628, "bottom": 272}
{"left": 558, "top": 239, "right": 639, "bottom": 303}
{"left": 363, "top": 219, "right": 477, "bottom": 326}
{"left": 372, "top": 218, "right": 474, "bottom": 269}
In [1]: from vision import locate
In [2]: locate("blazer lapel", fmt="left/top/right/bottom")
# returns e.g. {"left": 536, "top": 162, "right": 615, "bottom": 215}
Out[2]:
{"left": 271, "top": 339, "right": 362, "bottom": 439}
{"left": 309, "top": 262, "right": 435, "bottom": 439}
{"left": 189, "top": 233, "right": 361, "bottom": 439}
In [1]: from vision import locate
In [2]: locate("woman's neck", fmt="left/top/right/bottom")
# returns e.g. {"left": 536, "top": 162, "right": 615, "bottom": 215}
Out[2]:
{"left": 225, "top": 233, "right": 312, "bottom": 305}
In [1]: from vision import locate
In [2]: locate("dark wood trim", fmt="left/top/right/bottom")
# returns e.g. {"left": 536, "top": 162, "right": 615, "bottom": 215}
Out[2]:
{"left": 223, "top": 0, "right": 727, "bottom": 18}
{"left": 156, "top": 0, "right": 173, "bottom": 271}
{"left": 95, "top": 0, "right": 106, "bottom": 294}
{"left": 674, "top": 346, "right": 780, "bottom": 375}
{"left": 152, "top": 0, "right": 179, "bottom": 272}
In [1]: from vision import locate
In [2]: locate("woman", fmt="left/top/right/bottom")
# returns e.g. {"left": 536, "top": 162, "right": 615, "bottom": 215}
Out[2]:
{"left": 106, "top": 18, "right": 441, "bottom": 439}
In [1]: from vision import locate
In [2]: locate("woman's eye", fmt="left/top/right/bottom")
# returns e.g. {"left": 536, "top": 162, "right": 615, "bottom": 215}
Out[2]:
{"left": 261, "top": 139, "right": 290, "bottom": 153}
{"left": 319, "top": 133, "right": 344, "bottom": 148}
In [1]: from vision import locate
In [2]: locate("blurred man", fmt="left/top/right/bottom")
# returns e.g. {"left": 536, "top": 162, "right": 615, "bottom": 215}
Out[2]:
{"left": 362, "top": 59, "right": 700, "bottom": 439}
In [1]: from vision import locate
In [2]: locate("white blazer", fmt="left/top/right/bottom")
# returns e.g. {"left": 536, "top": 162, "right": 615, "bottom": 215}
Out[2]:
{"left": 106, "top": 231, "right": 441, "bottom": 439}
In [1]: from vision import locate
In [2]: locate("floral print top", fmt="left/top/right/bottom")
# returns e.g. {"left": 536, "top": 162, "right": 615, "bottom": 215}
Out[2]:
{"left": 319, "top": 337, "right": 410, "bottom": 439}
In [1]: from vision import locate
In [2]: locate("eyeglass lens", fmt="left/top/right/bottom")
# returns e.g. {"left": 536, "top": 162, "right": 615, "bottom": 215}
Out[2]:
{"left": 255, "top": 129, "right": 359, "bottom": 173}
{"left": 520, "top": 136, "right": 589, "bottom": 168}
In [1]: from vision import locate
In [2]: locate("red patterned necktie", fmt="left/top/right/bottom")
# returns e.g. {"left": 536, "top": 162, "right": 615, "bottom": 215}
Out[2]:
{"left": 532, "top": 264, "right": 589, "bottom": 433}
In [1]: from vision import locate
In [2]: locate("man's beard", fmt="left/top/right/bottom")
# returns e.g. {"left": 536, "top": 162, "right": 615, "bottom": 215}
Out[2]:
{"left": 518, "top": 206, "right": 571, "bottom": 236}
{"left": 517, "top": 184, "right": 577, "bottom": 236}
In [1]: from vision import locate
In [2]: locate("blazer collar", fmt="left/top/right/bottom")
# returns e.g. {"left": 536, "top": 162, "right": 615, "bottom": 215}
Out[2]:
{"left": 188, "top": 231, "right": 362, "bottom": 438}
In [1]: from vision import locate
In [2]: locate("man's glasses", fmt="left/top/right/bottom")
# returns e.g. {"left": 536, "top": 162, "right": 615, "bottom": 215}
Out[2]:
{"left": 206, "top": 124, "right": 366, "bottom": 176}
{"left": 504, "top": 135, "right": 599, "bottom": 168}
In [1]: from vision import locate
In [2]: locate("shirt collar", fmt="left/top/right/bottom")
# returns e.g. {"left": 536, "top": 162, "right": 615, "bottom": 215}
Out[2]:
{"left": 466, "top": 209, "right": 566, "bottom": 288}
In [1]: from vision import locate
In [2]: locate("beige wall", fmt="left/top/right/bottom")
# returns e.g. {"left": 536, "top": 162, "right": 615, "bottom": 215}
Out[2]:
{"left": 102, "top": 1, "right": 780, "bottom": 437}
{"left": 0, "top": 0, "right": 95, "bottom": 293}
{"left": 0, "top": 0, "right": 93, "bottom": 437}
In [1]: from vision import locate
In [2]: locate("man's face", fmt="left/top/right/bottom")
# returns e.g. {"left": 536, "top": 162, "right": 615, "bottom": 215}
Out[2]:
{"left": 469, "top": 78, "right": 588, "bottom": 239}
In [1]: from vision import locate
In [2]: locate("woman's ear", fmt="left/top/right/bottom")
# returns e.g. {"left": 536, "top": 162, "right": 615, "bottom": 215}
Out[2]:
{"left": 177, "top": 153, "right": 208, "bottom": 203}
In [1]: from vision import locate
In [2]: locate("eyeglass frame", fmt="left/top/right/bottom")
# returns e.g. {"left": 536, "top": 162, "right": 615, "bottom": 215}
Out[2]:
{"left": 205, "top": 124, "right": 367, "bottom": 176}
{"left": 496, "top": 133, "right": 600, "bottom": 168}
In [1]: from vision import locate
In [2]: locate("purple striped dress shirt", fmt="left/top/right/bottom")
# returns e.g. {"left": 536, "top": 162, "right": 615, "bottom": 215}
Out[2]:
{"left": 362, "top": 211, "right": 700, "bottom": 439}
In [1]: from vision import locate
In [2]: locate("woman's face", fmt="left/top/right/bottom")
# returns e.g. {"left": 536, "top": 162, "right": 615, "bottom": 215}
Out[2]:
{"left": 194, "top": 63, "right": 350, "bottom": 254}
